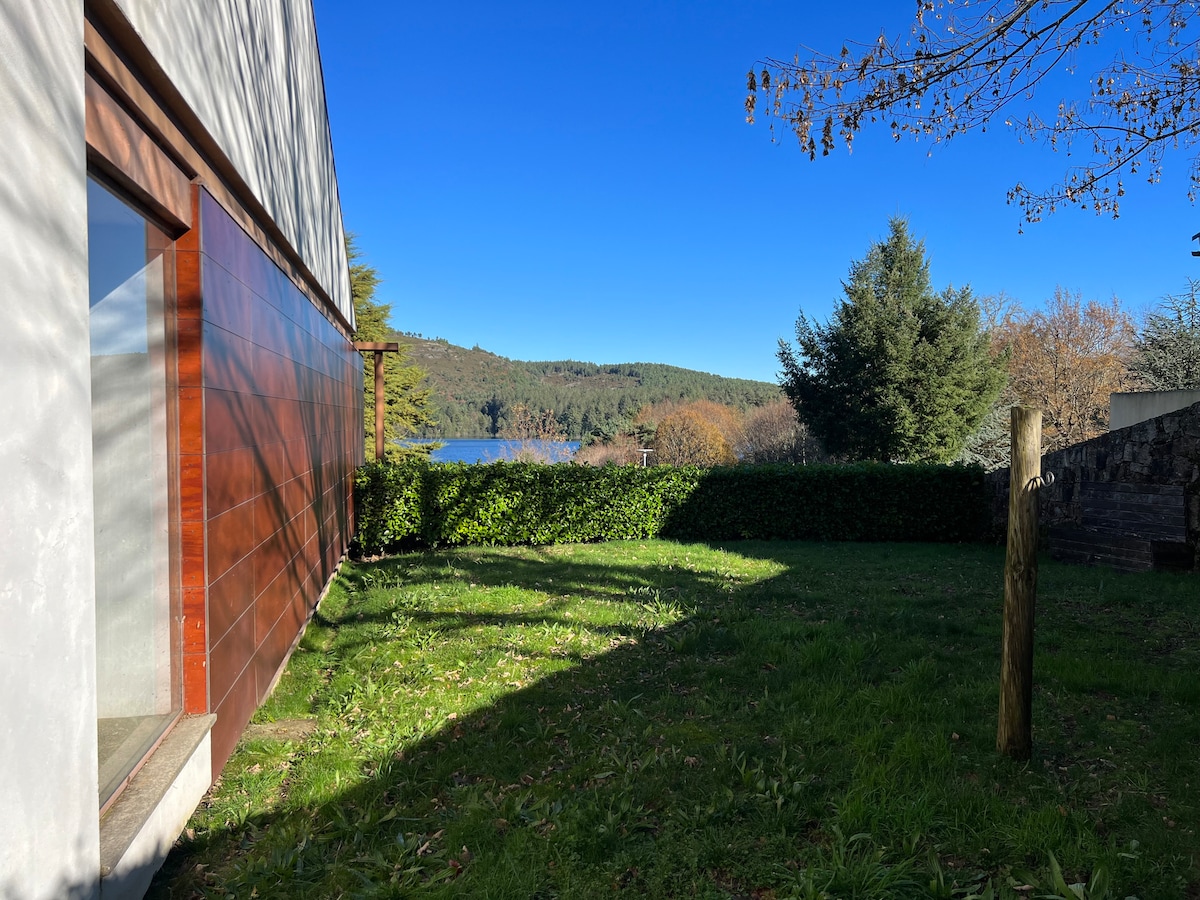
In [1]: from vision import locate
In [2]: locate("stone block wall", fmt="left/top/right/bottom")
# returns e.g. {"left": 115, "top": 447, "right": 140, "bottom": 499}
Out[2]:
{"left": 984, "top": 401, "right": 1200, "bottom": 571}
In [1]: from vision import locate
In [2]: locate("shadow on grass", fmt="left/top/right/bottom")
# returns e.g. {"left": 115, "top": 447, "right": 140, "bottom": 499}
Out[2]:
{"left": 149, "top": 541, "right": 1200, "bottom": 899}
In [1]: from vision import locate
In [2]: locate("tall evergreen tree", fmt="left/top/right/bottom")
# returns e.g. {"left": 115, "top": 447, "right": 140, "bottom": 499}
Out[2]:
{"left": 777, "top": 219, "right": 1005, "bottom": 462}
{"left": 1129, "top": 282, "right": 1200, "bottom": 391}
{"left": 348, "top": 235, "right": 438, "bottom": 459}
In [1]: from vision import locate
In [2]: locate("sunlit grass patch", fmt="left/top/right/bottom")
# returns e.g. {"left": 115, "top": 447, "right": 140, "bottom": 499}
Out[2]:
{"left": 151, "top": 541, "right": 1198, "bottom": 899}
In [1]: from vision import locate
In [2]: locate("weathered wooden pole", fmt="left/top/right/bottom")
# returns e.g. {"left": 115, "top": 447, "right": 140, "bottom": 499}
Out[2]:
{"left": 354, "top": 341, "right": 399, "bottom": 461}
{"left": 373, "top": 349, "right": 385, "bottom": 459}
{"left": 997, "top": 406, "right": 1042, "bottom": 759}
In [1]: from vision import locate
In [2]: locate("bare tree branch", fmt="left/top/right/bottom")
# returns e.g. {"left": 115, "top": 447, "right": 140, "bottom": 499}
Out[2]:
{"left": 747, "top": 1, "right": 1200, "bottom": 220}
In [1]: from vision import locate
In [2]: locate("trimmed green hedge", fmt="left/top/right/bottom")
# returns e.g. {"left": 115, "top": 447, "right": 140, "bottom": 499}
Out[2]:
{"left": 353, "top": 460, "right": 989, "bottom": 555}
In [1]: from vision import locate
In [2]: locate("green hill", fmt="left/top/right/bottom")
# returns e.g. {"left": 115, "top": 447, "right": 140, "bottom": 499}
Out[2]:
{"left": 398, "top": 336, "right": 782, "bottom": 439}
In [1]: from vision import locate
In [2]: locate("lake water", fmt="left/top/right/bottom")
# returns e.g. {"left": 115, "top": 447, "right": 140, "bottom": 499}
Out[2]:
{"left": 409, "top": 438, "right": 580, "bottom": 463}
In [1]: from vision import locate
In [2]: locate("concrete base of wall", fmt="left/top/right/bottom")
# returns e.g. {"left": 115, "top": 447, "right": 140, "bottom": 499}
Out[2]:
{"left": 99, "top": 714, "right": 215, "bottom": 900}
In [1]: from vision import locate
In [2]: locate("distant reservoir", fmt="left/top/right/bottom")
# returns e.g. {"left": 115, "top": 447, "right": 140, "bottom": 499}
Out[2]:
{"left": 411, "top": 438, "right": 580, "bottom": 463}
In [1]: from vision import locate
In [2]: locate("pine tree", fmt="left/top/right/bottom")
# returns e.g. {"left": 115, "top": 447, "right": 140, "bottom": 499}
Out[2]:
{"left": 348, "top": 235, "right": 438, "bottom": 460}
{"left": 1130, "top": 281, "right": 1200, "bottom": 391}
{"left": 778, "top": 219, "right": 1006, "bottom": 463}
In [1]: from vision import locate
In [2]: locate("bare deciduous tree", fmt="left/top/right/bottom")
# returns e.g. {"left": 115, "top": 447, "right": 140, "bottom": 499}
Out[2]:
{"left": 574, "top": 435, "right": 639, "bottom": 466}
{"left": 499, "top": 404, "right": 572, "bottom": 463}
{"left": 747, "top": 1, "right": 1200, "bottom": 220}
{"left": 737, "top": 400, "right": 824, "bottom": 464}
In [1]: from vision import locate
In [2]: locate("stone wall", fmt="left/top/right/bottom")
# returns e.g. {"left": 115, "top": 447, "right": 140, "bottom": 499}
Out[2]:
{"left": 984, "top": 401, "right": 1200, "bottom": 571}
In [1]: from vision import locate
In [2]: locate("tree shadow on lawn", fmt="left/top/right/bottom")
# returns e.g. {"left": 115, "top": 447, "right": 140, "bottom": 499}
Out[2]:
{"left": 149, "top": 541, "right": 1198, "bottom": 899}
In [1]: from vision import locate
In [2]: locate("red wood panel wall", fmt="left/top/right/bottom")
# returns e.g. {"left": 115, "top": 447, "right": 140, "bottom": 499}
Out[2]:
{"left": 180, "top": 187, "right": 362, "bottom": 774}
{"left": 177, "top": 190, "right": 208, "bottom": 720}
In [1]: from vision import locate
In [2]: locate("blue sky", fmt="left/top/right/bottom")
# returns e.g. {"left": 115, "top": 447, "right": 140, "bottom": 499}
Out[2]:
{"left": 312, "top": 0, "right": 1200, "bottom": 384}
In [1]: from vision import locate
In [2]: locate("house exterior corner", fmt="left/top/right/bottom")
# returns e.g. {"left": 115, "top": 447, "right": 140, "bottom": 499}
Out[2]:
{"left": 0, "top": 1, "right": 362, "bottom": 896}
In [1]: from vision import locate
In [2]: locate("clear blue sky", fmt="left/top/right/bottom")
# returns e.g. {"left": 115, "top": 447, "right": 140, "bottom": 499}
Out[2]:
{"left": 312, "top": 0, "right": 1200, "bottom": 384}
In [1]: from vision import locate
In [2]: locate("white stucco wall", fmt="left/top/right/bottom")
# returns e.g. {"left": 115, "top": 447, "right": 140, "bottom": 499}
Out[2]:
{"left": 1110, "top": 389, "right": 1200, "bottom": 431}
{"left": 0, "top": 2, "right": 101, "bottom": 898}
{"left": 112, "top": 0, "right": 353, "bottom": 323}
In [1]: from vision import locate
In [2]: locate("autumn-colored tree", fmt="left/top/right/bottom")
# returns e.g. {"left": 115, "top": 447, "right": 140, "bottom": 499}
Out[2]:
{"left": 654, "top": 407, "right": 737, "bottom": 467}
{"left": 680, "top": 399, "right": 745, "bottom": 453}
{"left": 577, "top": 399, "right": 747, "bottom": 466}
{"left": 349, "top": 235, "right": 438, "bottom": 460}
{"left": 998, "top": 289, "right": 1138, "bottom": 451}
{"left": 746, "top": 1, "right": 1200, "bottom": 220}
{"left": 737, "top": 399, "right": 824, "bottom": 464}
{"left": 628, "top": 400, "right": 680, "bottom": 445}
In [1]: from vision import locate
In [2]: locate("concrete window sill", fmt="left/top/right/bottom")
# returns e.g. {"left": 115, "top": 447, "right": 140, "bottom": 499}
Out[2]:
{"left": 98, "top": 714, "right": 215, "bottom": 900}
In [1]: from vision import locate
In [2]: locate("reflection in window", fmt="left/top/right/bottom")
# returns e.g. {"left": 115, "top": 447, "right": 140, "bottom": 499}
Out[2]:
{"left": 88, "top": 178, "right": 179, "bottom": 807}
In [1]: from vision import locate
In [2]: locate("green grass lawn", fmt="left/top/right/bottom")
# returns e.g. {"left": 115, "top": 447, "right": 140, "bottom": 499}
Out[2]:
{"left": 149, "top": 541, "right": 1199, "bottom": 899}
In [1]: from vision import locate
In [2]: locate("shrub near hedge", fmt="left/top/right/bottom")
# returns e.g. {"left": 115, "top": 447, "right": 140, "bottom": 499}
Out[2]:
{"left": 353, "top": 460, "right": 988, "bottom": 555}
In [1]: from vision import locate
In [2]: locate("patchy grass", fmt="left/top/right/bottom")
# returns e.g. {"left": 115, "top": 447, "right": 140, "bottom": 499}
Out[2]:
{"left": 149, "top": 541, "right": 1199, "bottom": 899}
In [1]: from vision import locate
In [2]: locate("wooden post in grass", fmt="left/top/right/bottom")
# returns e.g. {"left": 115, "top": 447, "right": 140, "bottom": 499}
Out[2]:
{"left": 997, "top": 406, "right": 1042, "bottom": 759}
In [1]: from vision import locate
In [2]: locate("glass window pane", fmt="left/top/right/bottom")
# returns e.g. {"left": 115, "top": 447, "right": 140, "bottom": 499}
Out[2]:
{"left": 87, "top": 178, "right": 179, "bottom": 806}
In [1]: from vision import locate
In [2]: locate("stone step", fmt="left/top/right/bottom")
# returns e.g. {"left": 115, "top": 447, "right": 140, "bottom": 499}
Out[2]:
{"left": 1047, "top": 526, "right": 1192, "bottom": 574}
{"left": 1048, "top": 526, "right": 1153, "bottom": 573}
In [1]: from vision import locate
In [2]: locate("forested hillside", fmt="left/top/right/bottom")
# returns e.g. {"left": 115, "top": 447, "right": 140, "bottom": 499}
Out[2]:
{"left": 399, "top": 336, "right": 781, "bottom": 438}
